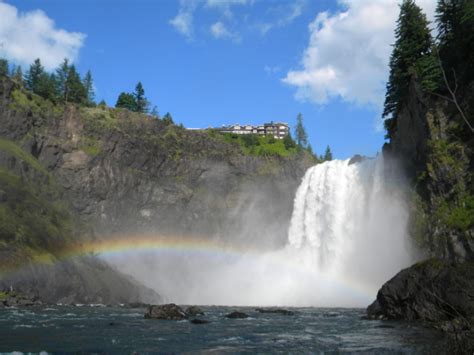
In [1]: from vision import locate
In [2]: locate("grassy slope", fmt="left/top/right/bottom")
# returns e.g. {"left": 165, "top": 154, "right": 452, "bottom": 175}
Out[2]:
{"left": 0, "top": 137, "right": 76, "bottom": 271}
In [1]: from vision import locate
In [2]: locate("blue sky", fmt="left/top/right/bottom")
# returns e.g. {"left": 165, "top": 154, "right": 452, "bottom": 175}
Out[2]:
{"left": 0, "top": 0, "right": 437, "bottom": 159}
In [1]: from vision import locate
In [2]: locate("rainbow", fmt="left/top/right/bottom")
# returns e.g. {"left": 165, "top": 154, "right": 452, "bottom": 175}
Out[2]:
{"left": 4, "top": 234, "right": 378, "bottom": 303}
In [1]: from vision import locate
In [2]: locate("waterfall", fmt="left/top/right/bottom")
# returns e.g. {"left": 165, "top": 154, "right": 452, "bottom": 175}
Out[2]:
{"left": 287, "top": 157, "right": 414, "bottom": 298}
{"left": 104, "top": 156, "right": 415, "bottom": 307}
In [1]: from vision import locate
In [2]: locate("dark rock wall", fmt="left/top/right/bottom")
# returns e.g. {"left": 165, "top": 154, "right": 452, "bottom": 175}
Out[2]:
{"left": 383, "top": 79, "right": 473, "bottom": 262}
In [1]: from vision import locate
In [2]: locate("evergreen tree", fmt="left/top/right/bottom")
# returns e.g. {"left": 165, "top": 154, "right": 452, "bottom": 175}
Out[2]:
{"left": 25, "top": 59, "right": 44, "bottom": 93}
{"left": 65, "top": 65, "right": 87, "bottom": 104}
{"left": 134, "top": 81, "right": 148, "bottom": 113}
{"left": 323, "top": 145, "right": 333, "bottom": 161}
{"left": 436, "top": 0, "right": 474, "bottom": 87}
{"left": 116, "top": 92, "right": 136, "bottom": 111}
{"left": 0, "top": 58, "right": 8, "bottom": 77}
{"left": 383, "top": 0, "right": 434, "bottom": 138}
{"left": 25, "top": 59, "right": 57, "bottom": 101}
{"left": 294, "top": 113, "right": 308, "bottom": 148}
{"left": 55, "top": 58, "right": 69, "bottom": 102}
{"left": 98, "top": 99, "right": 107, "bottom": 108}
{"left": 162, "top": 112, "right": 174, "bottom": 126}
{"left": 83, "top": 70, "right": 95, "bottom": 106}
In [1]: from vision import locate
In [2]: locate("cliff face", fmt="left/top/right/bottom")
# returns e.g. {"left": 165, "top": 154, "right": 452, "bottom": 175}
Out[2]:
{"left": 0, "top": 78, "right": 312, "bottom": 245}
{"left": 0, "top": 77, "right": 313, "bottom": 302}
{"left": 383, "top": 79, "right": 473, "bottom": 263}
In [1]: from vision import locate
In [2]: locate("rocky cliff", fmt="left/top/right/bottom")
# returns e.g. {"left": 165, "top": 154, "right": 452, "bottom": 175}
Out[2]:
{"left": 372, "top": 78, "right": 474, "bottom": 349}
{"left": 0, "top": 76, "right": 314, "bottom": 303}
{"left": 383, "top": 79, "right": 473, "bottom": 263}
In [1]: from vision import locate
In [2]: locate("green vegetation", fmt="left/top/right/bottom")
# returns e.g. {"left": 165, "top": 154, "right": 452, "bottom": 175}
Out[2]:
{"left": 383, "top": 0, "right": 436, "bottom": 139}
{"left": 81, "top": 106, "right": 120, "bottom": 134}
{"left": 295, "top": 113, "right": 308, "bottom": 148}
{"left": 323, "top": 145, "right": 333, "bottom": 162}
{"left": 221, "top": 133, "right": 298, "bottom": 157}
{"left": 384, "top": 0, "right": 474, "bottom": 256}
{"left": 0, "top": 167, "right": 73, "bottom": 253}
{"left": 116, "top": 81, "right": 150, "bottom": 113}
{"left": 0, "top": 138, "right": 82, "bottom": 269}
{"left": 9, "top": 88, "right": 63, "bottom": 118}
{"left": 80, "top": 137, "right": 102, "bottom": 157}
{"left": 0, "top": 138, "right": 48, "bottom": 175}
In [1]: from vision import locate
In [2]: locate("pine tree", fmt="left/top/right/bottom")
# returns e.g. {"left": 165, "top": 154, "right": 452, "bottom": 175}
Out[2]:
{"left": 25, "top": 59, "right": 44, "bottom": 93}
{"left": 83, "top": 70, "right": 95, "bottom": 106}
{"left": 134, "top": 82, "right": 148, "bottom": 113}
{"left": 383, "top": 0, "right": 434, "bottom": 139}
{"left": 24, "top": 59, "right": 56, "bottom": 101}
{"left": 294, "top": 113, "right": 308, "bottom": 148}
{"left": 162, "top": 112, "right": 174, "bottom": 126}
{"left": 55, "top": 58, "right": 69, "bottom": 102}
{"left": 323, "top": 145, "right": 333, "bottom": 161}
{"left": 0, "top": 58, "right": 8, "bottom": 77}
{"left": 66, "top": 65, "right": 87, "bottom": 104}
{"left": 116, "top": 92, "right": 136, "bottom": 111}
{"left": 436, "top": 0, "right": 474, "bottom": 87}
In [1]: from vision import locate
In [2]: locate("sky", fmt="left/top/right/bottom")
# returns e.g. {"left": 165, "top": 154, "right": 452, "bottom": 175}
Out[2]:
{"left": 0, "top": 0, "right": 437, "bottom": 159}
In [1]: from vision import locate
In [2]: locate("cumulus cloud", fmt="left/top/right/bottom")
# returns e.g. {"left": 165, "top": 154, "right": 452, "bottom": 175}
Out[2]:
{"left": 0, "top": 2, "right": 85, "bottom": 70}
{"left": 282, "top": 0, "right": 436, "bottom": 108}
{"left": 210, "top": 21, "right": 240, "bottom": 42}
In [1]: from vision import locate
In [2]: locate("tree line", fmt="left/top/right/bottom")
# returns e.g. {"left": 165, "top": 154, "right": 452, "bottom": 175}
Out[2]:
{"left": 0, "top": 57, "right": 177, "bottom": 123}
{"left": 0, "top": 58, "right": 95, "bottom": 106}
{"left": 384, "top": 0, "right": 474, "bottom": 138}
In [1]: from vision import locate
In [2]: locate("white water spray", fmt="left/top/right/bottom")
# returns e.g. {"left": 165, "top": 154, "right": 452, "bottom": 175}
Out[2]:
{"left": 104, "top": 156, "right": 414, "bottom": 307}
{"left": 286, "top": 157, "right": 413, "bottom": 300}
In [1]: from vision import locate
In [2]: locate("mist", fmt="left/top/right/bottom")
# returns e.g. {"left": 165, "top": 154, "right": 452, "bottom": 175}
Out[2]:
{"left": 102, "top": 156, "right": 416, "bottom": 307}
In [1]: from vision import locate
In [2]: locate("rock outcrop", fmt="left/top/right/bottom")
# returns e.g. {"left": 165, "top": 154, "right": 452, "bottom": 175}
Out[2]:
{"left": 185, "top": 306, "right": 204, "bottom": 316}
{"left": 0, "top": 290, "right": 42, "bottom": 308}
{"left": 145, "top": 304, "right": 187, "bottom": 320}
{"left": 367, "top": 259, "right": 474, "bottom": 350}
{"left": 367, "top": 259, "right": 474, "bottom": 323}
{"left": 383, "top": 79, "right": 473, "bottom": 262}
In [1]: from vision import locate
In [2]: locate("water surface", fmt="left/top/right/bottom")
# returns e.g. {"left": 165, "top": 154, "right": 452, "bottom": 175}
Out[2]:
{"left": 0, "top": 306, "right": 445, "bottom": 353}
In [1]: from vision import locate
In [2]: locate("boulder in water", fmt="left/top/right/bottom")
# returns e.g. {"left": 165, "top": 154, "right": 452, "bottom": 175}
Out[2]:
{"left": 144, "top": 303, "right": 187, "bottom": 320}
{"left": 255, "top": 308, "right": 294, "bottom": 316}
{"left": 186, "top": 306, "right": 205, "bottom": 316}
{"left": 225, "top": 311, "right": 249, "bottom": 319}
{"left": 367, "top": 259, "right": 474, "bottom": 324}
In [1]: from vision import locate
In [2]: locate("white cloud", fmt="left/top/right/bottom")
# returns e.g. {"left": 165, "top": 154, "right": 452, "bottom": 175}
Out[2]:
{"left": 282, "top": 0, "right": 437, "bottom": 108}
{"left": 169, "top": 0, "right": 198, "bottom": 39}
{"left": 210, "top": 21, "right": 240, "bottom": 42}
{"left": 0, "top": 2, "right": 85, "bottom": 70}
